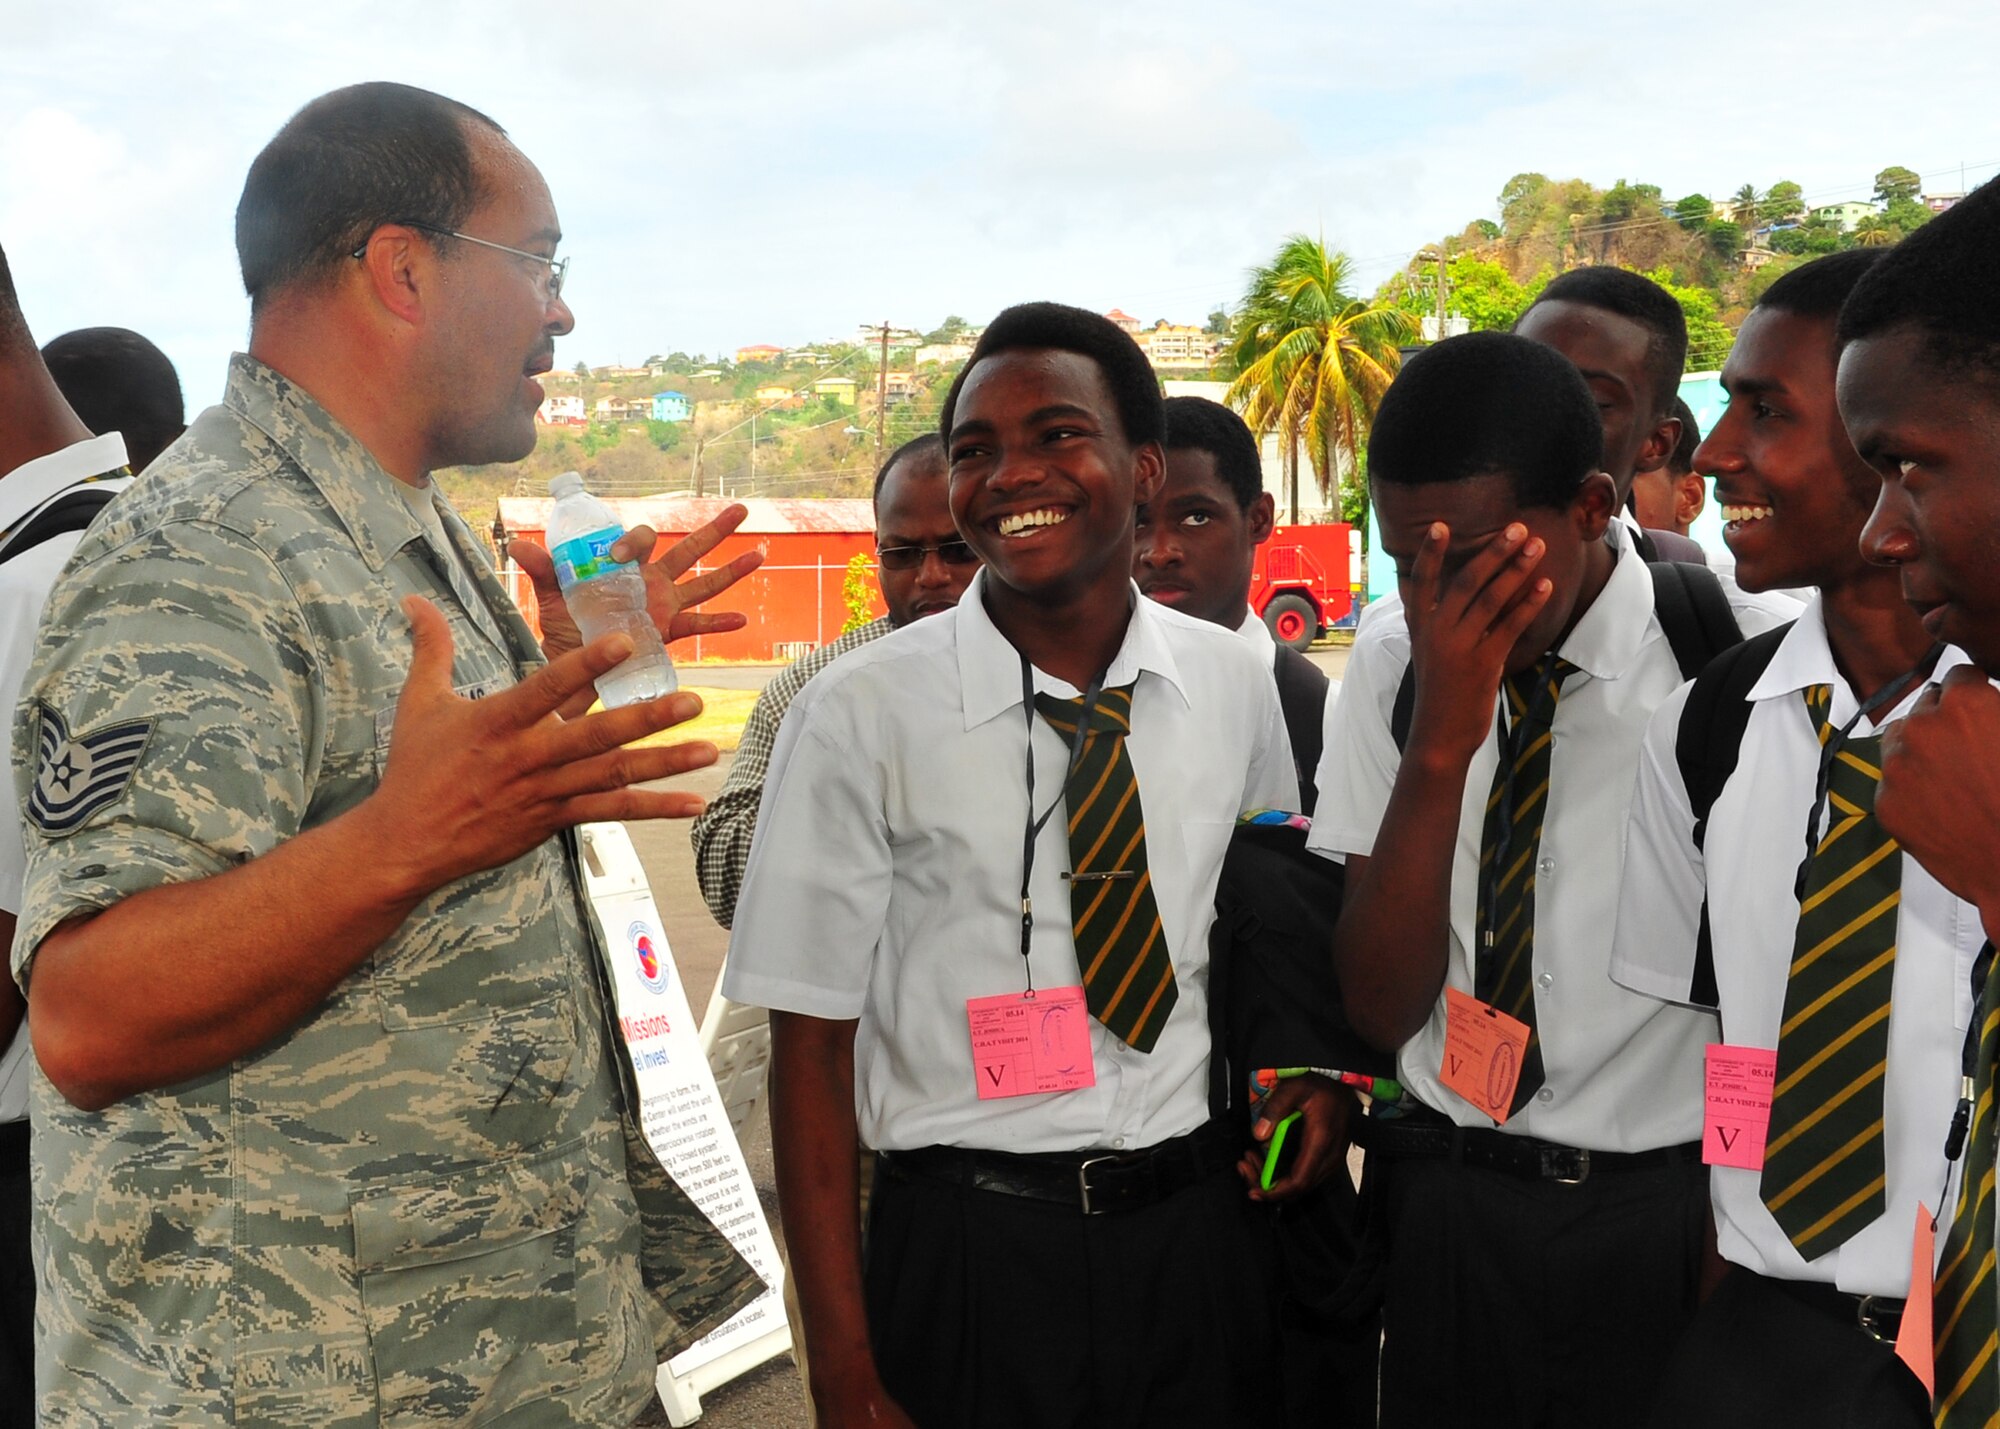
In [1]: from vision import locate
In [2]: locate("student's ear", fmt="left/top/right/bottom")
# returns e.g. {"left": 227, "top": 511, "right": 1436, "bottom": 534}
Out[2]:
{"left": 1248, "top": 491, "right": 1276, "bottom": 544}
{"left": 1676, "top": 471, "right": 1707, "bottom": 530}
{"left": 1632, "top": 412, "right": 1682, "bottom": 478}
{"left": 1572, "top": 470, "right": 1619, "bottom": 542}
{"left": 1131, "top": 441, "right": 1165, "bottom": 508}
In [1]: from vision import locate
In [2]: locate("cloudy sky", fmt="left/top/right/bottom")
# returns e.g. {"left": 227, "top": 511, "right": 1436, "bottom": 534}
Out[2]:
{"left": 6, "top": 1, "right": 1996, "bottom": 400}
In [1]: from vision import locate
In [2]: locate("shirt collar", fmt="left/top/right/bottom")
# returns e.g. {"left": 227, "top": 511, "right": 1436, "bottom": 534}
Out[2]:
{"left": 1553, "top": 542, "right": 1653, "bottom": 681}
{"left": 224, "top": 353, "right": 425, "bottom": 573}
{"left": 1750, "top": 591, "right": 1973, "bottom": 721}
{"left": 956, "top": 568, "right": 1189, "bottom": 730}
{"left": 1234, "top": 606, "right": 1278, "bottom": 667}
{"left": 0, "top": 431, "right": 130, "bottom": 529}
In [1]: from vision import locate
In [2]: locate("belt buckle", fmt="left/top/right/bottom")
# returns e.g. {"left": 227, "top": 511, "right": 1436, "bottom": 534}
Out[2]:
{"left": 1077, "top": 1154, "right": 1120, "bottom": 1215}
{"left": 1856, "top": 1294, "right": 1900, "bottom": 1343}
{"left": 1542, "top": 1146, "right": 1590, "bottom": 1184}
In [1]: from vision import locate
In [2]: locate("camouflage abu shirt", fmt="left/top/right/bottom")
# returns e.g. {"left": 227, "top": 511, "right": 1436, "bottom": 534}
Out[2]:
{"left": 11, "top": 355, "right": 761, "bottom": 1427}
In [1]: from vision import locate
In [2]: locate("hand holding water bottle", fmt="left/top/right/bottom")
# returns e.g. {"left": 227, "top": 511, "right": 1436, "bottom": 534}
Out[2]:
{"left": 510, "top": 474, "right": 764, "bottom": 714}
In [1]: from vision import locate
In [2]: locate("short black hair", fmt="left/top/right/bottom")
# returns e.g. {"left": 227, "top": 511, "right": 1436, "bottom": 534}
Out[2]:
{"left": 1370, "top": 331, "right": 1603, "bottom": 510}
{"left": 41, "top": 328, "right": 186, "bottom": 472}
{"left": 1667, "top": 397, "right": 1699, "bottom": 476}
{"left": 1523, "top": 266, "right": 1688, "bottom": 419}
{"left": 1162, "top": 396, "right": 1262, "bottom": 509}
{"left": 940, "top": 302, "right": 1164, "bottom": 448}
{"left": 1839, "top": 178, "right": 2000, "bottom": 377}
{"left": 1757, "top": 249, "right": 1885, "bottom": 322}
{"left": 872, "top": 431, "right": 945, "bottom": 504}
{"left": 236, "top": 82, "right": 506, "bottom": 312}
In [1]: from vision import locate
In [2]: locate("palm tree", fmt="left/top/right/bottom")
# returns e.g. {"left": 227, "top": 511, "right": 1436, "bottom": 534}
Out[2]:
{"left": 1729, "top": 183, "right": 1764, "bottom": 227}
{"left": 1854, "top": 215, "right": 1898, "bottom": 247}
{"left": 1225, "top": 235, "right": 1415, "bottom": 523}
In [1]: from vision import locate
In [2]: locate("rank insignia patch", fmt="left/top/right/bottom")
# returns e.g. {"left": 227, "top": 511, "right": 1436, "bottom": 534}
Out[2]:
{"left": 28, "top": 703, "right": 153, "bottom": 835}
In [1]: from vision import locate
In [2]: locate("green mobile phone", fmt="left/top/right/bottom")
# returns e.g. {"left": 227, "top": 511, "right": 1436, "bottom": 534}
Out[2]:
{"left": 1260, "top": 1111, "right": 1303, "bottom": 1191}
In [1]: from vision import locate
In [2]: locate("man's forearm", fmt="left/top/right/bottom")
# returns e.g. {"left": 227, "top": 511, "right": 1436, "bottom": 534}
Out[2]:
{"left": 27, "top": 797, "right": 428, "bottom": 1110}
{"left": 1332, "top": 749, "right": 1469, "bottom": 1050}
{"left": 769, "top": 1011, "right": 882, "bottom": 1407}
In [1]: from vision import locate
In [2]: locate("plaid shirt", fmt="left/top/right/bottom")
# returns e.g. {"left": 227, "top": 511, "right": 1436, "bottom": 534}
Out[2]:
{"left": 690, "top": 616, "right": 896, "bottom": 927}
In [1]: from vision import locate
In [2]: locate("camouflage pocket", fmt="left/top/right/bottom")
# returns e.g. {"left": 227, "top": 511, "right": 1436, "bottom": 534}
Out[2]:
{"left": 351, "top": 1136, "right": 590, "bottom": 1425}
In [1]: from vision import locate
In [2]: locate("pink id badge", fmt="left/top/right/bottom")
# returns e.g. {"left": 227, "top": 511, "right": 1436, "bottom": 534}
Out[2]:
{"left": 966, "top": 986, "right": 1097, "bottom": 1099}
{"left": 1702, "top": 1044, "right": 1777, "bottom": 1169}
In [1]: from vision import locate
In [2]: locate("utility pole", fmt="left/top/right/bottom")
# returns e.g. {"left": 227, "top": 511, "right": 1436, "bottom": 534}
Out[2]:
{"left": 875, "top": 320, "right": 891, "bottom": 469}
{"left": 1436, "top": 248, "right": 1448, "bottom": 341}
{"left": 691, "top": 437, "right": 705, "bottom": 499}
{"left": 747, "top": 408, "right": 755, "bottom": 497}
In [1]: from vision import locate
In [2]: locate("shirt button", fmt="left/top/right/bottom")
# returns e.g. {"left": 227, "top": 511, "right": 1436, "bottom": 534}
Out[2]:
{"left": 1537, "top": 856, "right": 1557, "bottom": 878}
{"left": 1536, "top": 1088, "right": 1554, "bottom": 1104}
{"left": 1112, "top": 1137, "right": 1126, "bottom": 1149}
{"left": 1536, "top": 972, "right": 1554, "bottom": 990}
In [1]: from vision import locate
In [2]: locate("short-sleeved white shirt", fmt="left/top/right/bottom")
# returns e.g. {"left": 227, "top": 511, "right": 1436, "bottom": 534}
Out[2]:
{"left": 0, "top": 431, "right": 130, "bottom": 1123}
{"left": 1611, "top": 596, "right": 1986, "bottom": 1296}
{"left": 723, "top": 569, "right": 1298, "bottom": 1153}
{"left": 1307, "top": 547, "right": 1795, "bottom": 1151}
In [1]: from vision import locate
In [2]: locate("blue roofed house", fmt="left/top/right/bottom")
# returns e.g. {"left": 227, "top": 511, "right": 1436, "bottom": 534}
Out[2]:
{"left": 652, "top": 391, "right": 693, "bottom": 423}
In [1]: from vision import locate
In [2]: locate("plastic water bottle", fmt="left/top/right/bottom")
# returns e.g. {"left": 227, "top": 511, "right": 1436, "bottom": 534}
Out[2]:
{"left": 545, "top": 471, "right": 678, "bottom": 706}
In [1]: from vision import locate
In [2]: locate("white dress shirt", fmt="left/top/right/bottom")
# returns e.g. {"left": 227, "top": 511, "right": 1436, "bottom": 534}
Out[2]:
{"left": 724, "top": 569, "right": 1297, "bottom": 1153}
{"left": 1234, "top": 606, "right": 1278, "bottom": 668}
{"left": 1611, "top": 596, "right": 1985, "bottom": 1296}
{"left": 1308, "top": 546, "right": 1792, "bottom": 1151}
{"left": 0, "top": 431, "right": 130, "bottom": 1123}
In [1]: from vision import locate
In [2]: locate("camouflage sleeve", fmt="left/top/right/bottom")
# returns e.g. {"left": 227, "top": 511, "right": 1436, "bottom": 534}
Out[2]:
{"left": 11, "top": 518, "right": 319, "bottom": 986}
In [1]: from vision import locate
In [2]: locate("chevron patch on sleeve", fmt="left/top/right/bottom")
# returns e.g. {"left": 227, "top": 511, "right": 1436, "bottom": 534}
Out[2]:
{"left": 28, "top": 703, "right": 154, "bottom": 835}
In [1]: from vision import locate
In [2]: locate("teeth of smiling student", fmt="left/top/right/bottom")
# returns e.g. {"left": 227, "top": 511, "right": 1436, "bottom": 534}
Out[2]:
{"left": 1722, "top": 505, "right": 1772, "bottom": 523}
{"left": 997, "top": 509, "right": 1067, "bottom": 537}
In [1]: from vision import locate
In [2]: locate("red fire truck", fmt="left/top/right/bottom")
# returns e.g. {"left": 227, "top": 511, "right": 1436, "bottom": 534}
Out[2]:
{"left": 1252, "top": 522, "right": 1355, "bottom": 651}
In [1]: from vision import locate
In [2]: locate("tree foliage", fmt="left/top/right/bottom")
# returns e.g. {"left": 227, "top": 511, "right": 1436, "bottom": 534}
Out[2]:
{"left": 1226, "top": 235, "right": 1414, "bottom": 514}
{"left": 1874, "top": 166, "right": 1922, "bottom": 204}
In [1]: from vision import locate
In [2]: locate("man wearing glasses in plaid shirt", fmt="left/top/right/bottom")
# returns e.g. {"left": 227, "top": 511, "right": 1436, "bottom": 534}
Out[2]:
{"left": 692, "top": 432, "right": 975, "bottom": 929}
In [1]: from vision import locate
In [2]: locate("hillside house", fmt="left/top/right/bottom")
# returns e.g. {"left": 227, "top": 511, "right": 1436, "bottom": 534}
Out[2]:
{"left": 652, "top": 391, "right": 693, "bottom": 423}
{"left": 734, "top": 344, "right": 785, "bottom": 365}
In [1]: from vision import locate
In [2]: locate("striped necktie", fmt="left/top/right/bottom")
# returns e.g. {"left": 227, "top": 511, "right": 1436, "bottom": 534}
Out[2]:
{"left": 1475, "top": 655, "right": 1579, "bottom": 1115}
{"left": 1759, "top": 685, "right": 1900, "bottom": 1261}
{"left": 1034, "top": 684, "right": 1176, "bottom": 1054}
{"left": 1936, "top": 942, "right": 2000, "bottom": 1427}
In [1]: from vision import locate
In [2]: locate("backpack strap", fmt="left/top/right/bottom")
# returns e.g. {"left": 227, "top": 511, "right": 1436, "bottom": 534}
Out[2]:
{"left": 0, "top": 483, "right": 120, "bottom": 566}
{"left": 1670, "top": 622, "right": 1792, "bottom": 1007}
{"left": 1648, "top": 561, "right": 1743, "bottom": 681}
{"left": 1390, "top": 665, "right": 1416, "bottom": 754}
{"left": 1272, "top": 646, "right": 1329, "bottom": 814}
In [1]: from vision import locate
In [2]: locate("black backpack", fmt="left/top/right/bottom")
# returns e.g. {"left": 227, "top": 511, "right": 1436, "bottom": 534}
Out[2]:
{"left": 1389, "top": 561, "right": 1742, "bottom": 749}
{"left": 1666, "top": 622, "right": 1794, "bottom": 1007}
{"left": 0, "top": 483, "right": 119, "bottom": 567}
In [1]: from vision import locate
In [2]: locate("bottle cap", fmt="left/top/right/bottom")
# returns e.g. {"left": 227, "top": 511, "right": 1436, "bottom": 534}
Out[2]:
{"left": 548, "top": 471, "right": 584, "bottom": 498}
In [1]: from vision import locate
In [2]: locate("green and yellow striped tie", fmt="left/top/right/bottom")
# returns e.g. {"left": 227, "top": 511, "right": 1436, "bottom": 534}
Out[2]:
{"left": 1759, "top": 685, "right": 1900, "bottom": 1261}
{"left": 1474, "top": 655, "right": 1579, "bottom": 1115}
{"left": 1035, "top": 684, "right": 1176, "bottom": 1054}
{"left": 1935, "top": 943, "right": 2000, "bottom": 1428}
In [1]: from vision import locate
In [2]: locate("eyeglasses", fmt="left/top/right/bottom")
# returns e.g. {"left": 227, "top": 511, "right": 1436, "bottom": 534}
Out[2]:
{"left": 351, "top": 221, "right": 569, "bottom": 301}
{"left": 875, "top": 539, "right": 979, "bottom": 571}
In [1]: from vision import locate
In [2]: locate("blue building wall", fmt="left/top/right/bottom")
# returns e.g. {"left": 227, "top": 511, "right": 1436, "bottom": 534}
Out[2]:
{"left": 652, "top": 391, "right": 693, "bottom": 423}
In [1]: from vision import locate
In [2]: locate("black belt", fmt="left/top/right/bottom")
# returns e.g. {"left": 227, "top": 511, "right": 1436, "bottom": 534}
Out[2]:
{"left": 1758, "top": 1269, "right": 1906, "bottom": 1344}
{"left": 1358, "top": 1105, "right": 1699, "bottom": 1184}
{"left": 877, "top": 1120, "right": 1237, "bottom": 1216}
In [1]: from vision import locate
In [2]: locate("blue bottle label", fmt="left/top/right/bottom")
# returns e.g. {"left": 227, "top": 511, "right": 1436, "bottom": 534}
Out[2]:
{"left": 550, "top": 525, "right": 634, "bottom": 585}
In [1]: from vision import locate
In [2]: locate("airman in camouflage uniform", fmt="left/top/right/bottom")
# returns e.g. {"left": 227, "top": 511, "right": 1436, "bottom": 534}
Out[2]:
{"left": 10, "top": 84, "right": 760, "bottom": 1427}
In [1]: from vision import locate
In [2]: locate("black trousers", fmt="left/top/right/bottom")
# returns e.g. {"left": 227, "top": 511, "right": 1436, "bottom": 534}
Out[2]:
{"left": 1270, "top": 1173, "right": 1380, "bottom": 1429}
{"left": 1376, "top": 1148, "right": 1708, "bottom": 1429}
{"left": 1646, "top": 1265, "right": 1929, "bottom": 1428}
{"left": 864, "top": 1158, "right": 1272, "bottom": 1429}
{"left": 0, "top": 1121, "right": 29, "bottom": 1424}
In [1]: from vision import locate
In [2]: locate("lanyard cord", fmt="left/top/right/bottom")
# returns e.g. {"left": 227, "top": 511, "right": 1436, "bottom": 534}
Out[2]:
{"left": 1937, "top": 940, "right": 1997, "bottom": 1228}
{"left": 1480, "top": 653, "right": 1568, "bottom": 962}
{"left": 1793, "top": 643, "right": 1944, "bottom": 901}
{"left": 1018, "top": 653, "right": 1106, "bottom": 993}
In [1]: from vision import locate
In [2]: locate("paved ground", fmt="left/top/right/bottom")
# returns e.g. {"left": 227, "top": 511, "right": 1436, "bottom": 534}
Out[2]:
{"left": 627, "top": 642, "right": 1352, "bottom": 1425}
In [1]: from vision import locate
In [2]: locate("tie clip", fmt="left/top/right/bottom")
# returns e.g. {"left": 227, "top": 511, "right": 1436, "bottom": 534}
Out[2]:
{"left": 1063, "top": 870, "right": 1136, "bottom": 883}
